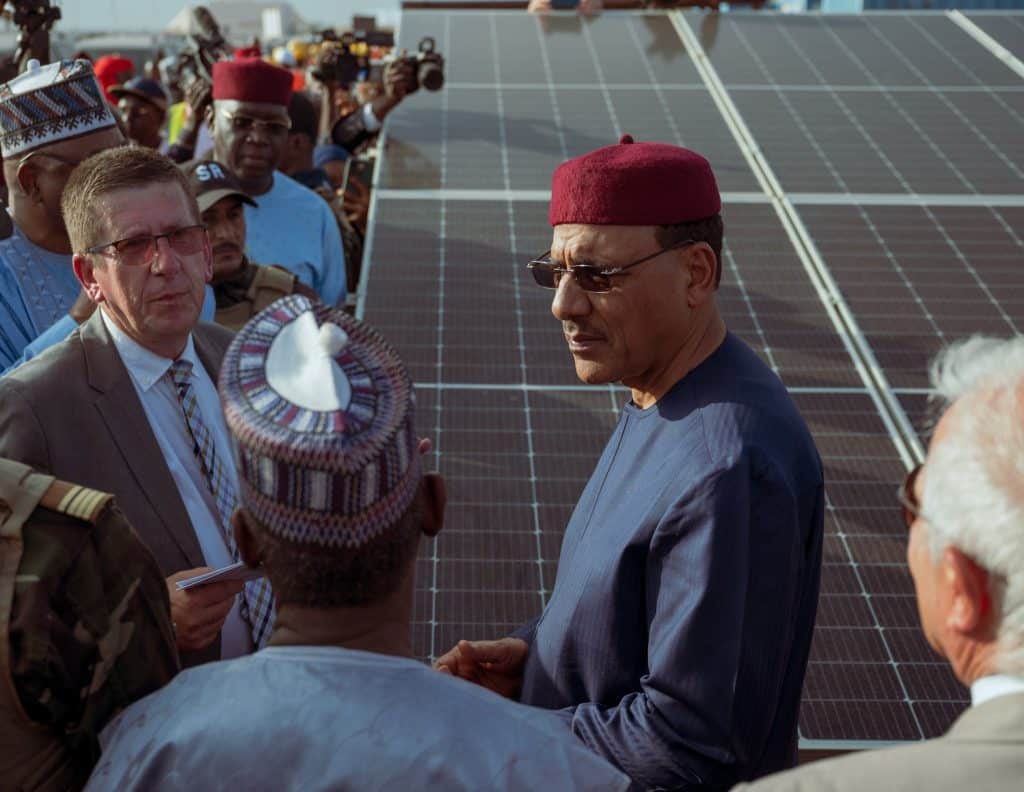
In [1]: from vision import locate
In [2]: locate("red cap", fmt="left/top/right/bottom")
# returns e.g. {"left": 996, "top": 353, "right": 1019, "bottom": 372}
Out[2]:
{"left": 93, "top": 54, "right": 134, "bottom": 104}
{"left": 549, "top": 134, "right": 721, "bottom": 226}
{"left": 233, "top": 46, "right": 262, "bottom": 59}
{"left": 212, "top": 59, "right": 293, "bottom": 106}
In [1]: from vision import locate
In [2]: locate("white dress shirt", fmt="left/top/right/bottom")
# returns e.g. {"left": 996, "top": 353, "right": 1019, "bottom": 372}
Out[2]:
{"left": 970, "top": 673, "right": 1024, "bottom": 707}
{"left": 101, "top": 309, "right": 253, "bottom": 658}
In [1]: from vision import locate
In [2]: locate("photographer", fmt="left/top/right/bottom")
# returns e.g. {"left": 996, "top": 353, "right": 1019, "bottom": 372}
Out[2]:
{"left": 314, "top": 47, "right": 419, "bottom": 155}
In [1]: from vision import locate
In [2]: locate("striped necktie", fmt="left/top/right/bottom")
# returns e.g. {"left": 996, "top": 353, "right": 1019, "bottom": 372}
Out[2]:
{"left": 169, "top": 359, "right": 275, "bottom": 648}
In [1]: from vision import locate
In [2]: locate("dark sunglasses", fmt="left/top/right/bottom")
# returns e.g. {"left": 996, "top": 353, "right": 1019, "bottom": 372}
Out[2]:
{"left": 897, "top": 463, "right": 924, "bottom": 530}
{"left": 527, "top": 239, "right": 696, "bottom": 293}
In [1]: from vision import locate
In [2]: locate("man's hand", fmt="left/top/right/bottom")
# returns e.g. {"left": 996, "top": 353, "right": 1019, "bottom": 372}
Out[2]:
{"left": 434, "top": 638, "right": 529, "bottom": 699}
{"left": 367, "top": 57, "right": 417, "bottom": 125}
{"left": 165, "top": 567, "right": 244, "bottom": 652}
{"left": 69, "top": 289, "right": 97, "bottom": 325}
{"left": 176, "top": 77, "right": 213, "bottom": 147}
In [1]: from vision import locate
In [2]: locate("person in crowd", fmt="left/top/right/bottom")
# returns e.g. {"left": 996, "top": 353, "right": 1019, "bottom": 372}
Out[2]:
{"left": 0, "top": 59, "right": 124, "bottom": 373}
{"left": 0, "top": 147, "right": 272, "bottom": 668}
{"left": 736, "top": 335, "right": 1024, "bottom": 792}
{"left": 86, "top": 297, "right": 631, "bottom": 791}
{"left": 436, "top": 135, "right": 825, "bottom": 789}
{"left": 313, "top": 143, "right": 349, "bottom": 190}
{"left": 280, "top": 91, "right": 331, "bottom": 190}
{"left": 316, "top": 48, "right": 417, "bottom": 155}
{"left": 279, "top": 92, "right": 365, "bottom": 296}
{"left": 208, "top": 57, "right": 346, "bottom": 306}
{"left": 181, "top": 158, "right": 317, "bottom": 330}
{"left": 0, "top": 458, "right": 178, "bottom": 790}
{"left": 110, "top": 77, "right": 170, "bottom": 153}
{"left": 92, "top": 54, "right": 133, "bottom": 105}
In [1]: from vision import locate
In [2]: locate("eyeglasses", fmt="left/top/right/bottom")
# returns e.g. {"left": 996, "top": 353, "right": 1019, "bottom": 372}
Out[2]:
{"left": 527, "top": 239, "right": 696, "bottom": 293}
{"left": 86, "top": 225, "right": 208, "bottom": 267}
{"left": 897, "top": 463, "right": 924, "bottom": 530}
{"left": 220, "top": 108, "right": 291, "bottom": 138}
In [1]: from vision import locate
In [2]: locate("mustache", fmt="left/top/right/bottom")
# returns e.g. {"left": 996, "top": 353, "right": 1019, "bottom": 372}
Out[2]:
{"left": 562, "top": 321, "right": 605, "bottom": 338}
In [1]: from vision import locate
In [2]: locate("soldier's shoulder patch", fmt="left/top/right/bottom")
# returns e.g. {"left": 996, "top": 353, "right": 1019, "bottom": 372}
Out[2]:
{"left": 39, "top": 480, "right": 113, "bottom": 525}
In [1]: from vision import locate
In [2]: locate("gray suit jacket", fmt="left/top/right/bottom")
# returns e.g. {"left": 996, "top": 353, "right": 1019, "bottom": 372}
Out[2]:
{"left": 735, "top": 692, "right": 1024, "bottom": 792}
{"left": 0, "top": 310, "right": 235, "bottom": 667}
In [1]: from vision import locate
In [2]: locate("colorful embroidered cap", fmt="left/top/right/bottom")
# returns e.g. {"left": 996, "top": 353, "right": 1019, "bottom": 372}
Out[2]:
{"left": 549, "top": 134, "right": 721, "bottom": 226}
{"left": 219, "top": 296, "right": 420, "bottom": 548}
{"left": 0, "top": 59, "right": 118, "bottom": 158}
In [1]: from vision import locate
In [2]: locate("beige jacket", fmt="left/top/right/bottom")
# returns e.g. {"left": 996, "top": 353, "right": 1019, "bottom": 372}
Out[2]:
{"left": 735, "top": 693, "right": 1024, "bottom": 792}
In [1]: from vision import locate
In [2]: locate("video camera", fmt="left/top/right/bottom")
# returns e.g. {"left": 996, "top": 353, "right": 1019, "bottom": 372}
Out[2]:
{"left": 400, "top": 37, "right": 445, "bottom": 93}
{"left": 173, "top": 5, "right": 231, "bottom": 94}
{"left": 0, "top": 0, "right": 62, "bottom": 81}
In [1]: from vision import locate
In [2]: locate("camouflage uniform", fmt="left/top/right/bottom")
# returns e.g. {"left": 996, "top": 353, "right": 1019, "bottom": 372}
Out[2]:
{"left": 0, "top": 459, "right": 179, "bottom": 791}
{"left": 213, "top": 257, "right": 320, "bottom": 332}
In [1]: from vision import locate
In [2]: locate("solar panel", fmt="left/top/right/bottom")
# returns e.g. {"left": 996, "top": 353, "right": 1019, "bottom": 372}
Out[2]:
{"left": 967, "top": 11, "right": 1024, "bottom": 60}
{"left": 358, "top": 7, "right": 1024, "bottom": 749}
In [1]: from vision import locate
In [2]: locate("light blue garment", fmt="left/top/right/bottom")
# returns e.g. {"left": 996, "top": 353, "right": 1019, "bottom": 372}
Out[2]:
{"left": 4, "top": 286, "right": 218, "bottom": 376}
{"left": 244, "top": 172, "right": 346, "bottom": 307}
{"left": 0, "top": 222, "right": 78, "bottom": 371}
{"left": 87, "top": 645, "right": 631, "bottom": 792}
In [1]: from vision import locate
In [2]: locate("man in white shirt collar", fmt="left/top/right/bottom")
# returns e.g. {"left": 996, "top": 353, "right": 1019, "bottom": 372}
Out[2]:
{"left": 735, "top": 335, "right": 1024, "bottom": 791}
{"left": 0, "top": 145, "right": 254, "bottom": 667}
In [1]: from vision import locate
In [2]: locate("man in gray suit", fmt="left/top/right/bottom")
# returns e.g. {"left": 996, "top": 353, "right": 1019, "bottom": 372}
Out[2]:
{"left": 737, "top": 335, "right": 1024, "bottom": 792}
{"left": 0, "top": 147, "right": 272, "bottom": 668}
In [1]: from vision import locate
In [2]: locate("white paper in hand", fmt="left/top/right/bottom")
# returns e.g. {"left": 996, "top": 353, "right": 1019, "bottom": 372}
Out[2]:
{"left": 175, "top": 561, "right": 266, "bottom": 590}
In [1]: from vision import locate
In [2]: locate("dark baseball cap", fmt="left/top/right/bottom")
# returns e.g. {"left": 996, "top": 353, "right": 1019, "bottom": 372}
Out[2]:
{"left": 109, "top": 77, "right": 169, "bottom": 112}
{"left": 180, "top": 160, "right": 258, "bottom": 213}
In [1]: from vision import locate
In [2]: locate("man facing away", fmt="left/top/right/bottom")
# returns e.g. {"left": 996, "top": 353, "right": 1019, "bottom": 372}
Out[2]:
{"left": 736, "top": 335, "right": 1024, "bottom": 792}
{"left": 207, "top": 57, "right": 346, "bottom": 307}
{"left": 0, "top": 59, "right": 124, "bottom": 372}
{"left": 0, "top": 147, "right": 272, "bottom": 667}
{"left": 87, "top": 297, "right": 631, "bottom": 791}
{"left": 437, "top": 136, "right": 825, "bottom": 789}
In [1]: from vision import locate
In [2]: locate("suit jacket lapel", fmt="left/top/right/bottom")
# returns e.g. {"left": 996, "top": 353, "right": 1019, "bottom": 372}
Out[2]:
{"left": 82, "top": 312, "right": 205, "bottom": 567}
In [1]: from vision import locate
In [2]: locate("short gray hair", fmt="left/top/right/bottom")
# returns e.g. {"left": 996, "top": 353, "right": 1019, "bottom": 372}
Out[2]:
{"left": 924, "top": 335, "right": 1024, "bottom": 673}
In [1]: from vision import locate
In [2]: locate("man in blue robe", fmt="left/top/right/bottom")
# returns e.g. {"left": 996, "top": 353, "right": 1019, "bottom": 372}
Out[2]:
{"left": 0, "top": 59, "right": 124, "bottom": 373}
{"left": 436, "top": 136, "right": 825, "bottom": 790}
{"left": 87, "top": 298, "right": 631, "bottom": 791}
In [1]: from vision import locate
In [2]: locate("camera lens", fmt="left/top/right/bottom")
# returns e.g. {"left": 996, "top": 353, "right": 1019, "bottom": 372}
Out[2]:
{"left": 417, "top": 60, "right": 444, "bottom": 92}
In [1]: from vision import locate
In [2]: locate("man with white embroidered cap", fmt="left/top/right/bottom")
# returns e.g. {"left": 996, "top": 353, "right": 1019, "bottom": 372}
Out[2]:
{"left": 436, "top": 135, "right": 825, "bottom": 789}
{"left": 0, "top": 58, "right": 124, "bottom": 372}
{"left": 87, "top": 296, "right": 631, "bottom": 791}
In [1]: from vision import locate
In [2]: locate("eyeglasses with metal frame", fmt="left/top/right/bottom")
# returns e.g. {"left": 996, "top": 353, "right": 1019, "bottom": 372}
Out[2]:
{"left": 527, "top": 239, "right": 697, "bottom": 293}
{"left": 897, "top": 463, "right": 924, "bottom": 530}
{"left": 85, "top": 225, "right": 208, "bottom": 268}
{"left": 219, "top": 108, "right": 291, "bottom": 138}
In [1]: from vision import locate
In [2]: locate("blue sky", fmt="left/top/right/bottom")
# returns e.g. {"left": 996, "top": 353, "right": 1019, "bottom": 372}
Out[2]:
{"left": 56, "top": 1, "right": 399, "bottom": 33}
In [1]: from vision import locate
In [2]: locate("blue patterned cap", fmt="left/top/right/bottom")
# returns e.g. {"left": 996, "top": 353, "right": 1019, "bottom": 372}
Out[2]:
{"left": 219, "top": 296, "right": 420, "bottom": 548}
{"left": 0, "top": 59, "right": 117, "bottom": 157}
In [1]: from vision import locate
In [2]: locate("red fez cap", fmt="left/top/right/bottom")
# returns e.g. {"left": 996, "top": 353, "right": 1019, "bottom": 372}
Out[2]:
{"left": 549, "top": 134, "right": 720, "bottom": 226}
{"left": 212, "top": 59, "right": 293, "bottom": 107}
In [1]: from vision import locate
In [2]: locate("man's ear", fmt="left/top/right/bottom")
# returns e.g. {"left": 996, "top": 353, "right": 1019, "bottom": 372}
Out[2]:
{"left": 72, "top": 253, "right": 106, "bottom": 303}
{"left": 943, "top": 546, "right": 995, "bottom": 638}
{"left": 204, "top": 103, "right": 216, "bottom": 132}
{"left": 684, "top": 243, "right": 718, "bottom": 308}
{"left": 419, "top": 472, "right": 446, "bottom": 538}
{"left": 15, "top": 160, "right": 41, "bottom": 202}
{"left": 233, "top": 509, "right": 263, "bottom": 569}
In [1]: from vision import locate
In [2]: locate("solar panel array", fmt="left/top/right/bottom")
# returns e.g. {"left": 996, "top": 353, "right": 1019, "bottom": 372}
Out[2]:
{"left": 358, "top": 9, "right": 1024, "bottom": 748}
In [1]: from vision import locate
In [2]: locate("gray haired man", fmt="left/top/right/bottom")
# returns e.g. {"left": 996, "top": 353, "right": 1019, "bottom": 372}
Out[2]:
{"left": 736, "top": 335, "right": 1024, "bottom": 792}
